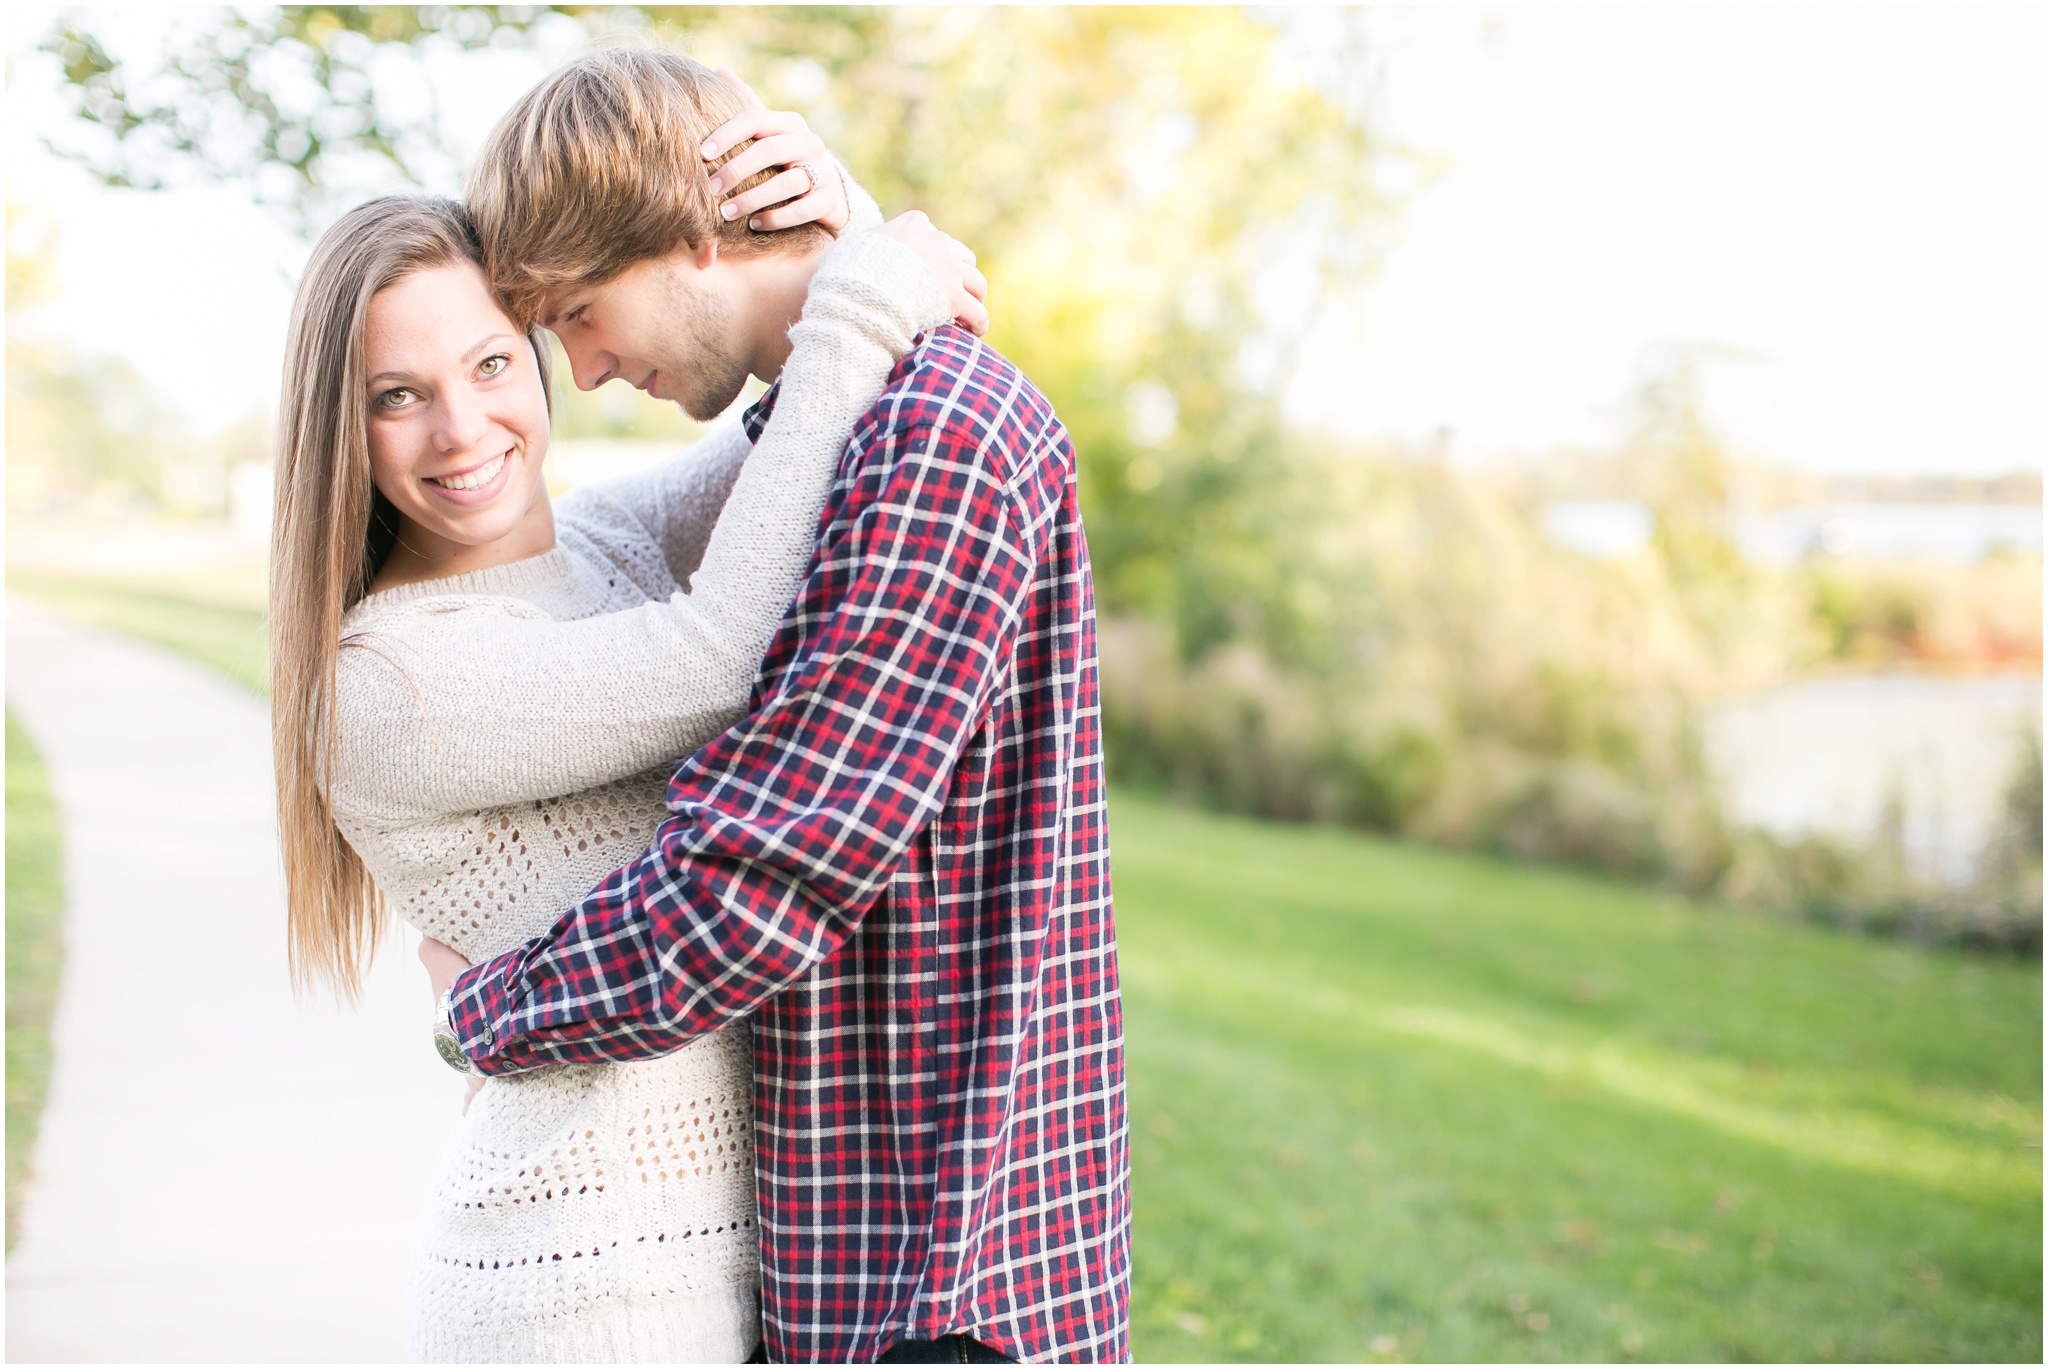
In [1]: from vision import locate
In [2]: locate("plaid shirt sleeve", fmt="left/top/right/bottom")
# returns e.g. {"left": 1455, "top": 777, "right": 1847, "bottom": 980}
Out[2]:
{"left": 444, "top": 368, "right": 1052, "bottom": 1071}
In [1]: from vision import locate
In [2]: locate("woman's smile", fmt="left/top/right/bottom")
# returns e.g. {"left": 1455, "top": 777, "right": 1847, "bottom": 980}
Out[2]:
{"left": 426, "top": 447, "right": 516, "bottom": 501}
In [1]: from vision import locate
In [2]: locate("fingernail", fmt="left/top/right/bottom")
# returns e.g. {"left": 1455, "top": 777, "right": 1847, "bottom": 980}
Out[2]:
{"left": 721, "top": 202, "right": 739, "bottom": 221}
{"left": 701, "top": 140, "right": 718, "bottom": 158}
{"left": 747, "top": 218, "right": 762, "bottom": 231}
{"left": 708, "top": 175, "right": 723, "bottom": 194}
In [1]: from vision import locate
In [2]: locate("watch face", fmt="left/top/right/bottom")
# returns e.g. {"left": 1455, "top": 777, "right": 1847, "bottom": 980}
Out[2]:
{"left": 434, "top": 1031, "right": 473, "bottom": 1074}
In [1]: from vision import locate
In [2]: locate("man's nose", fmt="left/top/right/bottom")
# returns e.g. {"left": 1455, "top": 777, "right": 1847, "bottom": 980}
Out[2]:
{"left": 559, "top": 336, "right": 616, "bottom": 392}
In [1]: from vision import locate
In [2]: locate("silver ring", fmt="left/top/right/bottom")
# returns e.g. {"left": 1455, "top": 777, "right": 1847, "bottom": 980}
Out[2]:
{"left": 796, "top": 161, "right": 823, "bottom": 196}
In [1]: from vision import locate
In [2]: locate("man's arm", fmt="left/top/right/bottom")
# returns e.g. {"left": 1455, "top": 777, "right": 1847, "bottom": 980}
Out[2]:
{"left": 446, "top": 383, "right": 1057, "bottom": 1073}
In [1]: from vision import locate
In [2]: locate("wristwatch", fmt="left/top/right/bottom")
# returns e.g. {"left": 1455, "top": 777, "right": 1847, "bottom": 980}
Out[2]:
{"left": 433, "top": 992, "right": 482, "bottom": 1077}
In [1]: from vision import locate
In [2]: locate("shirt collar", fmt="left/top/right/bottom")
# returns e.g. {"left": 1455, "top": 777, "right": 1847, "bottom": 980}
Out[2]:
{"left": 740, "top": 381, "right": 782, "bottom": 444}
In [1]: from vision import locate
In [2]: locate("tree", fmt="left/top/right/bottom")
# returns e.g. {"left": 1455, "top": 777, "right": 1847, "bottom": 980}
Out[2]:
{"left": 41, "top": 7, "right": 579, "bottom": 237}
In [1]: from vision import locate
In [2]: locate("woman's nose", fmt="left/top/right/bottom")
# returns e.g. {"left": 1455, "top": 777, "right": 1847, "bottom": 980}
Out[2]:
{"left": 432, "top": 390, "right": 492, "bottom": 453}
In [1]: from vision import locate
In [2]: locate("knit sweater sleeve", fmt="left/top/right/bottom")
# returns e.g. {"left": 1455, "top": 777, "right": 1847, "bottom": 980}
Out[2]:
{"left": 331, "top": 228, "right": 950, "bottom": 827}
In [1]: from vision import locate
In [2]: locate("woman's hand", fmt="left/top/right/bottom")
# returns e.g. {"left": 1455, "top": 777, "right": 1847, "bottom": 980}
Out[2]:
{"left": 876, "top": 211, "right": 991, "bottom": 337}
{"left": 419, "top": 935, "right": 484, "bottom": 1112}
{"left": 703, "top": 67, "right": 849, "bottom": 234}
{"left": 701, "top": 68, "right": 989, "bottom": 333}
{"left": 419, "top": 934, "right": 471, "bottom": 1005}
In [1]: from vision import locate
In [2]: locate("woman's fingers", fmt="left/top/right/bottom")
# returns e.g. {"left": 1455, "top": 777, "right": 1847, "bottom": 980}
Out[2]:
{"left": 954, "top": 289, "right": 991, "bottom": 338}
{"left": 700, "top": 101, "right": 846, "bottom": 234}
{"left": 709, "top": 129, "right": 825, "bottom": 195}
{"left": 701, "top": 106, "right": 804, "bottom": 162}
{"left": 922, "top": 229, "right": 986, "bottom": 300}
{"left": 417, "top": 934, "right": 472, "bottom": 1002}
{"left": 873, "top": 211, "right": 991, "bottom": 334}
{"left": 951, "top": 260, "right": 991, "bottom": 333}
{"left": 721, "top": 166, "right": 815, "bottom": 222}
{"left": 714, "top": 65, "right": 767, "bottom": 111}
{"left": 736, "top": 167, "right": 836, "bottom": 230}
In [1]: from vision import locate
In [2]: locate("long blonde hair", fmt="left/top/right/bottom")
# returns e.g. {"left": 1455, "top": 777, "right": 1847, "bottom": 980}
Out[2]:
{"left": 272, "top": 195, "right": 549, "bottom": 996}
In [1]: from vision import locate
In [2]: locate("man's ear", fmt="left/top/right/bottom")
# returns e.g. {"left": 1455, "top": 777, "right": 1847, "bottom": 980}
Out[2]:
{"left": 692, "top": 237, "right": 720, "bottom": 271}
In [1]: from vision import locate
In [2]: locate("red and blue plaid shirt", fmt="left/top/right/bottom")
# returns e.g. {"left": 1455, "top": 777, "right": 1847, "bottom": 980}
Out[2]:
{"left": 446, "top": 326, "right": 1128, "bottom": 1363}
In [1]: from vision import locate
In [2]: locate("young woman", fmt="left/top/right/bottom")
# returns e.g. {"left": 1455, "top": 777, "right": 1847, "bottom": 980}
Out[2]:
{"left": 270, "top": 103, "right": 985, "bottom": 1360}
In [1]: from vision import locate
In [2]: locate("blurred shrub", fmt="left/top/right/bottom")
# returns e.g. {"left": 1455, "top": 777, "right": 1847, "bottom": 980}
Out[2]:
{"left": 1807, "top": 556, "right": 2044, "bottom": 667}
{"left": 1099, "top": 433, "right": 1746, "bottom": 898}
{"left": 1099, "top": 357, "right": 2040, "bottom": 949}
{"left": 7, "top": 342, "right": 180, "bottom": 513}
{"left": 5, "top": 203, "right": 224, "bottom": 516}
{"left": 1961, "top": 729, "right": 2045, "bottom": 949}
{"left": 1717, "top": 729, "right": 2042, "bottom": 953}
{"left": 1102, "top": 355, "right": 1782, "bottom": 885}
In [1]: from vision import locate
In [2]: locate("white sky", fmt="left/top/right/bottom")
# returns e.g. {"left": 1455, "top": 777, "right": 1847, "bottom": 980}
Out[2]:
{"left": 1290, "top": 5, "right": 2047, "bottom": 472}
{"left": 6, "top": 4, "right": 2043, "bottom": 475}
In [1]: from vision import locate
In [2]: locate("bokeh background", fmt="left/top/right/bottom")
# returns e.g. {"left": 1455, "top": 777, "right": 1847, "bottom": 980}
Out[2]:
{"left": 5, "top": 5, "right": 2041, "bottom": 1362}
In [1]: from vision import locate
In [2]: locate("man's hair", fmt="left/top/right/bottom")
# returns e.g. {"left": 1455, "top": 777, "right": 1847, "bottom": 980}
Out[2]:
{"left": 467, "top": 45, "right": 834, "bottom": 325}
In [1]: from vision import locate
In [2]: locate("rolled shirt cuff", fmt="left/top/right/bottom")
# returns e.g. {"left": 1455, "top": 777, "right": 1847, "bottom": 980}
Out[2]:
{"left": 445, "top": 945, "right": 550, "bottom": 1077}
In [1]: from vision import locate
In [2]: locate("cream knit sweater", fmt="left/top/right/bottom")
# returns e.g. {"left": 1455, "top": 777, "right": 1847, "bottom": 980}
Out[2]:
{"left": 327, "top": 205, "right": 950, "bottom": 1361}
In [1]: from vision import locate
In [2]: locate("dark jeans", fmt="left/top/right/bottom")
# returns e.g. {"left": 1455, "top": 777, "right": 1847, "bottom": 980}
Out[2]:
{"left": 877, "top": 1335, "right": 1014, "bottom": 1364}
{"left": 748, "top": 1333, "right": 1014, "bottom": 1364}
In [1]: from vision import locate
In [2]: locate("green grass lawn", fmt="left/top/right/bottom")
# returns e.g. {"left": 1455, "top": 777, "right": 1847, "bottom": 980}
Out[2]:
{"left": 6, "top": 710, "right": 66, "bottom": 1251}
{"left": 11, "top": 573, "right": 2040, "bottom": 1359}
{"left": 1114, "top": 793, "right": 2042, "bottom": 1362}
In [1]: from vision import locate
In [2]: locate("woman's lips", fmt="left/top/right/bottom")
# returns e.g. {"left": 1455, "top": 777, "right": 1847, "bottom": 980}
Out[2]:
{"left": 423, "top": 449, "right": 515, "bottom": 505}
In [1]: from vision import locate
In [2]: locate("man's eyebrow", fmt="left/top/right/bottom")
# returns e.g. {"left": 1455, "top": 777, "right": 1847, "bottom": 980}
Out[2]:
{"left": 537, "top": 295, "right": 588, "bottom": 329}
{"left": 366, "top": 333, "right": 519, "bottom": 387}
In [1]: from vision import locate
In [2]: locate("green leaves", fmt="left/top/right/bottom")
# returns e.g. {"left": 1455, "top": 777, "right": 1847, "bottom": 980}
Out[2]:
{"left": 39, "top": 7, "right": 561, "bottom": 235}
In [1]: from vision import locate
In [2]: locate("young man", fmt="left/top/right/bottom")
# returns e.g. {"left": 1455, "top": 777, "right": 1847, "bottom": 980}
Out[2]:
{"left": 438, "top": 48, "right": 1128, "bottom": 1364}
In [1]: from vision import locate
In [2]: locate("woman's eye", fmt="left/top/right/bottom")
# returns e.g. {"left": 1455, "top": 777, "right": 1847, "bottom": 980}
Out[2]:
{"left": 376, "top": 388, "right": 417, "bottom": 410}
{"left": 477, "top": 354, "right": 510, "bottom": 378}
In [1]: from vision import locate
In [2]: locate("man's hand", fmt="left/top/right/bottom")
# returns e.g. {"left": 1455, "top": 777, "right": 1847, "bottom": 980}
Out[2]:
{"left": 876, "top": 211, "right": 991, "bottom": 337}
{"left": 703, "top": 67, "right": 850, "bottom": 234}
{"left": 419, "top": 934, "right": 471, "bottom": 1005}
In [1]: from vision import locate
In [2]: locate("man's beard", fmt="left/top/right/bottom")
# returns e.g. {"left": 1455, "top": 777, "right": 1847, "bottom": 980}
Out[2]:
{"left": 653, "top": 273, "right": 751, "bottom": 423}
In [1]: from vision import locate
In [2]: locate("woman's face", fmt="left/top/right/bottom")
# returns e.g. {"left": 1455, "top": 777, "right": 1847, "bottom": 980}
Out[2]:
{"left": 363, "top": 261, "right": 551, "bottom": 561}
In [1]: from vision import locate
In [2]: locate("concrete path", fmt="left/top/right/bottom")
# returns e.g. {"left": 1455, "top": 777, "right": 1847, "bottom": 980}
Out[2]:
{"left": 6, "top": 600, "right": 465, "bottom": 1362}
